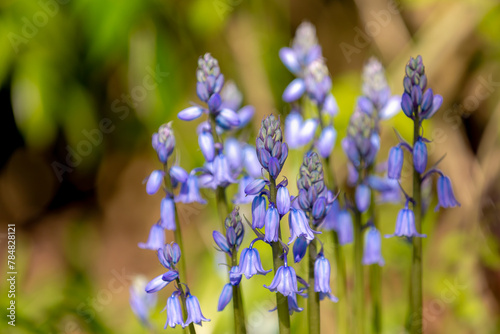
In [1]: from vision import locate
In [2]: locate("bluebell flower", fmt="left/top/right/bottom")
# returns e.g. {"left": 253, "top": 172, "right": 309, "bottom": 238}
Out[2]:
{"left": 145, "top": 272, "right": 177, "bottom": 293}
{"left": 264, "top": 260, "right": 300, "bottom": 297}
{"left": 229, "top": 266, "right": 242, "bottom": 285}
{"left": 285, "top": 112, "right": 303, "bottom": 149}
{"left": 312, "top": 197, "right": 327, "bottom": 221}
{"left": 387, "top": 145, "right": 404, "bottom": 179}
{"left": 130, "top": 276, "right": 157, "bottom": 327}
{"left": 243, "top": 145, "right": 263, "bottom": 179}
{"left": 386, "top": 206, "right": 426, "bottom": 238}
{"left": 146, "top": 170, "right": 164, "bottom": 195}
{"left": 293, "top": 236, "right": 308, "bottom": 263}
{"left": 316, "top": 126, "right": 337, "bottom": 158}
{"left": 400, "top": 55, "right": 443, "bottom": 120}
{"left": 283, "top": 78, "right": 306, "bottom": 102}
{"left": 220, "top": 81, "right": 255, "bottom": 129}
{"left": 218, "top": 283, "right": 233, "bottom": 311}
{"left": 304, "top": 59, "right": 332, "bottom": 105}
{"left": 216, "top": 108, "right": 241, "bottom": 129}
{"left": 196, "top": 53, "right": 224, "bottom": 101}
{"left": 184, "top": 293, "right": 210, "bottom": 327}
{"left": 280, "top": 22, "right": 322, "bottom": 94}
{"left": 152, "top": 123, "right": 176, "bottom": 163}
{"left": 286, "top": 293, "right": 304, "bottom": 314}
{"left": 245, "top": 178, "right": 267, "bottom": 196}
{"left": 225, "top": 137, "right": 243, "bottom": 172}
{"left": 213, "top": 153, "right": 237, "bottom": 187}
{"left": 251, "top": 194, "right": 267, "bottom": 229}
{"left": 224, "top": 207, "right": 245, "bottom": 250}
{"left": 256, "top": 115, "right": 288, "bottom": 178}
{"left": 233, "top": 176, "right": 255, "bottom": 204}
{"left": 178, "top": 106, "right": 204, "bottom": 121}
{"left": 355, "top": 184, "right": 371, "bottom": 213}
{"left": 158, "top": 242, "right": 181, "bottom": 267}
{"left": 335, "top": 210, "right": 353, "bottom": 245}
{"left": 299, "top": 119, "right": 319, "bottom": 147}
{"left": 288, "top": 208, "right": 320, "bottom": 244}
{"left": 198, "top": 131, "right": 215, "bottom": 162}
{"left": 169, "top": 166, "right": 188, "bottom": 184}
{"left": 237, "top": 245, "right": 271, "bottom": 279}
{"left": 362, "top": 226, "right": 384, "bottom": 266}
{"left": 175, "top": 172, "right": 207, "bottom": 204}
{"left": 377, "top": 178, "right": 402, "bottom": 204}
{"left": 277, "top": 186, "right": 291, "bottom": 215}
{"left": 322, "top": 93, "right": 339, "bottom": 116}
{"left": 138, "top": 223, "right": 165, "bottom": 250}
{"left": 321, "top": 199, "right": 340, "bottom": 231}
{"left": 314, "top": 253, "right": 338, "bottom": 302}
{"left": 165, "top": 292, "right": 185, "bottom": 329}
{"left": 361, "top": 57, "right": 401, "bottom": 119}
{"left": 213, "top": 230, "right": 230, "bottom": 254}
{"left": 413, "top": 139, "right": 427, "bottom": 174}
{"left": 314, "top": 253, "right": 332, "bottom": 294}
{"left": 160, "top": 197, "right": 176, "bottom": 230}
{"left": 436, "top": 175, "right": 460, "bottom": 210}
{"left": 296, "top": 151, "right": 329, "bottom": 226}
{"left": 264, "top": 205, "right": 280, "bottom": 243}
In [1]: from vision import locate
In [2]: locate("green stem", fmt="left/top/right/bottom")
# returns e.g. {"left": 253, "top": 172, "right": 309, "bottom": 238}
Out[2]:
{"left": 410, "top": 117, "right": 423, "bottom": 334}
{"left": 232, "top": 250, "right": 246, "bottom": 334}
{"left": 368, "top": 166, "right": 382, "bottom": 334}
{"left": 308, "top": 216, "right": 320, "bottom": 334}
{"left": 332, "top": 231, "right": 349, "bottom": 332}
{"left": 318, "top": 108, "right": 349, "bottom": 333}
{"left": 353, "top": 209, "right": 365, "bottom": 334}
{"left": 269, "top": 177, "right": 291, "bottom": 334}
{"left": 209, "top": 114, "right": 247, "bottom": 334}
{"left": 163, "top": 163, "right": 194, "bottom": 334}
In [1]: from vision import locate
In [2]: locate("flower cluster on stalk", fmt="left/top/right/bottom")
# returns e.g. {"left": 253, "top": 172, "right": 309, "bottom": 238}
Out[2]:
{"left": 295, "top": 151, "right": 338, "bottom": 302}
{"left": 386, "top": 55, "right": 460, "bottom": 239}
{"left": 338, "top": 57, "right": 403, "bottom": 266}
{"left": 177, "top": 53, "right": 261, "bottom": 204}
{"left": 280, "top": 22, "right": 339, "bottom": 157}
{"left": 213, "top": 207, "right": 247, "bottom": 311}
{"left": 145, "top": 243, "right": 210, "bottom": 328}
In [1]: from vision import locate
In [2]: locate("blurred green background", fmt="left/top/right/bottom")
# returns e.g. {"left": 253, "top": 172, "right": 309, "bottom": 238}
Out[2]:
{"left": 1, "top": 0, "right": 500, "bottom": 333}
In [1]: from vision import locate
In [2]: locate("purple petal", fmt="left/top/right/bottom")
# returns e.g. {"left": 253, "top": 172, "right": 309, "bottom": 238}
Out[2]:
{"left": 279, "top": 47, "right": 301, "bottom": 74}
{"left": 283, "top": 78, "right": 306, "bottom": 103}
{"left": 178, "top": 106, "right": 204, "bottom": 121}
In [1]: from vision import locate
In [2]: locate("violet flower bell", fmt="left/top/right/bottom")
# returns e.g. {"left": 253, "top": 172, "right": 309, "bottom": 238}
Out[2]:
{"left": 152, "top": 123, "right": 176, "bottom": 164}
{"left": 184, "top": 292, "right": 210, "bottom": 327}
{"left": 385, "top": 204, "right": 426, "bottom": 238}
{"left": 264, "top": 255, "right": 300, "bottom": 297}
{"left": 314, "top": 252, "right": 338, "bottom": 302}
{"left": 138, "top": 223, "right": 165, "bottom": 250}
{"left": 130, "top": 276, "right": 157, "bottom": 327}
{"left": 175, "top": 172, "right": 207, "bottom": 204}
{"left": 237, "top": 239, "right": 272, "bottom": 279}
{"left": 288, "top": 208, "right": 321, "bottom": 244}
{"left": 436, "top": 174, "right": 461, "bottom": 210}
{"left": 164, "top": 292, "right": 185, "bottom": 329}
{"left": 362, "top": 226, "right": 384, "bottom": 266}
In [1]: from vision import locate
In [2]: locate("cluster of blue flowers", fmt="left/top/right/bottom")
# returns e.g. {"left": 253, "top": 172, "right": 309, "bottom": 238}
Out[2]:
{"left": 135, "top": 121, "right": 210, "bottom": 329}
{"left": 212, "top": 207, "right": 246, "bottom": 311}
{"left": 177, "top": 53, "right": 261, "bottom": 203}
{"left": 242, "top": 115, "right": 336, "bottom": 314}
{"left": 146, "top": 243, "right": 209, "bottom": 328}
{"left": 130, "top": 20, "right": 462, "bottom": 334}
{"left": 386, "top": 56, "right": 460, "bottom": 239}
{"left": 280, "top": 22, "right": 339, "bottom": 157}
{"left": 340, "top": 57, "right": 403, "bottom": 266}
